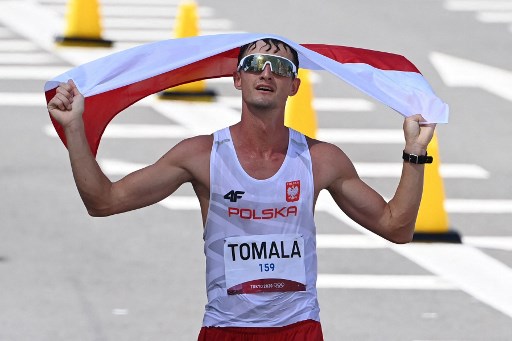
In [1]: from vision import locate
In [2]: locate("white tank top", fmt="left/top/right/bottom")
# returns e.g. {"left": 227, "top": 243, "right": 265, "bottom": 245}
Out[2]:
{"left": 202, "top": 127, "right": 320, "bottom": 327}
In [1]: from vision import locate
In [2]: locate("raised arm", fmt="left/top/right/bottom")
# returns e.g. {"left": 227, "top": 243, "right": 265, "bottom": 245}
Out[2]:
{"left": 312, "top": 114, "right": 436, "bottom": 243}
{"left": 47, "top": 80, "right": 211, "bottom": 217}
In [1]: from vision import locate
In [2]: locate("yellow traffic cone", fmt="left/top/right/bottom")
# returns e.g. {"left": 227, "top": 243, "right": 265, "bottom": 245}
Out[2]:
{"left": 413, "top": 133, "right": 462, "bottom": 243}
{"left": 55, "top": 0, "right": 113, "bottom": 47}
{"left": 159, "top": 0, "right": 216, "bottom": 100}
{"left": 284, "top": 69, "right": 317, "bottom": 138}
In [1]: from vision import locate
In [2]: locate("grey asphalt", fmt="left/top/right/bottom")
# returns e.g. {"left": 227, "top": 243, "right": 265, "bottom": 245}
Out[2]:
{"left": 1, "top": 0, "right": 512, "bottom": 340}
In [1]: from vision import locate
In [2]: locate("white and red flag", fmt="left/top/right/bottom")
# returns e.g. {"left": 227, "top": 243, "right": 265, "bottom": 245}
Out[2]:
{"left": 44, "top": 33, "right": 449, "bottom": 156}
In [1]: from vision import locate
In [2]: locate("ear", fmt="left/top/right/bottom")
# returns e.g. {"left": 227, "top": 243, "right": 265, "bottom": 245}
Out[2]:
{"left": 233, "top": 71, "right": 242, "bottom": 90}
{"left": 289, "top": 77, "right": 301, "bottom": 96}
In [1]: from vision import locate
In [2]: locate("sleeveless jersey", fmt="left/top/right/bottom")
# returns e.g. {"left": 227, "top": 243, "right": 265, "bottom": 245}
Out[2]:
{"left": 202, "top": 127, "right": 320, "bottom": 327}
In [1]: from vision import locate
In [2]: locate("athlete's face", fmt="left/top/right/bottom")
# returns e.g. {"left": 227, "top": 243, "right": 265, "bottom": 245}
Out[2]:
{"left": 234, "top": 41, "right": 300, "bottom": 111}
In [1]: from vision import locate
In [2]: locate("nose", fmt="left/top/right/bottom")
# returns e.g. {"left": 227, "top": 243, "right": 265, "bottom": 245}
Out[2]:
{"left": 259, "top": 64, "right": 273, "bottom": 78}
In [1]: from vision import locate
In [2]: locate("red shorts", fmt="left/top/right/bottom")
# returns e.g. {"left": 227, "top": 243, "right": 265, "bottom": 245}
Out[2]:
{"left": 198, "top": 319, "right": 323, "bottom": 341}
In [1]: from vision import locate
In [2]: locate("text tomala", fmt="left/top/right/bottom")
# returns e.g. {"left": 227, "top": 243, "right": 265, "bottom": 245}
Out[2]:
{"left": 227, "top": 240, "right": 302, "bottom": 261}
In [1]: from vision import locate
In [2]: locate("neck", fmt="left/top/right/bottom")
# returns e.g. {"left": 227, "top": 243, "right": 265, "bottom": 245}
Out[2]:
{"left": 231, "top": 106, "right": 289, "bottom": 156}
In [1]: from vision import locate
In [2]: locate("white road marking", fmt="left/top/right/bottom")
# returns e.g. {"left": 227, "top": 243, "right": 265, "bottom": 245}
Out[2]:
{"left": 463, "top": 236, "right": 512, "bottom": 251}
{"left": 102, "top": 17, "right": 233, "bottom": 30}
{"left": 318, "top": 191, "right": 512, "bottom": 319}
{"left": 218, "top": 96, "right": 374, "bottom": 111}
{"left": 40, "top": 0, "right": 184, "bottom": 4}
{"left": 95, "top": 156, "right": 491, "bottom": 183}
{"left": 87, "top": 162, "right": 512, "bottom": 215}
{"left": 151, "top": 100, "right": 241, "bottom": 134}
{"left": 430, "top": 52, "right": 512, "bottom": 102}
{"left": 476, "top": 11, "right": 512, "bottom": 23}
{"left": 446, "top": 199, "right": 512, "bottom": 214}
{"left": 317, "top": 234, "right": 390, "bottom": 248}
{"left": 46, "top": 4, "right": 216, "bottom": 18}
{"left": 0, "top": 67, "right": 69, "bottom": 80}
{"left": 445, "top": 0, "right": 512, "bottom": 11}
{"left": 395, "top": 243, "right": 512, "bottom": 318}
{"left": 103, "top": 29, "right": 235, "bottom": 43}
{"left": 0, "top": 27, "right": 12, "bottom": 38}
{"left": 317, "top": 274, "right": 457, "bottom": 290}
{"left": 319, "top": 234, "right": 512, "bottom": 251}
{"left": 1, "top": 93, "right": 47, "bottom": 106}
{"left": 0, "top": 40, "right": 39, "bottom": 52}
{"left": 354, "top": 162, "right": 490, "bottom": 179}
{"left": 43, "top": 123, "right": 405, "bottom": 144}
{"left": 0, "top": 53, "right": 59, "bottom": 64}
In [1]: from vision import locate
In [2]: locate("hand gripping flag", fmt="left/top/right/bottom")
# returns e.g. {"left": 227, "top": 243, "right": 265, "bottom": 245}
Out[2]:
{"left": 44, "top": 33, "right": 449, "bottom": 156}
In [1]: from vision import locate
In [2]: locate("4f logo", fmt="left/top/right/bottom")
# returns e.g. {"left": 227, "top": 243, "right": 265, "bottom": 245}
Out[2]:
{"left": 224, "top": 190, "right": 245, "bottom": 202}
{"left": 286, "top": 180, "right": 300, "bottom": 202}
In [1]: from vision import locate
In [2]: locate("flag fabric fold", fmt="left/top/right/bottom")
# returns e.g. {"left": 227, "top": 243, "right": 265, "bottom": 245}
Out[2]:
{"left": 44, "top": 33, "right": 449, "bottom": 156}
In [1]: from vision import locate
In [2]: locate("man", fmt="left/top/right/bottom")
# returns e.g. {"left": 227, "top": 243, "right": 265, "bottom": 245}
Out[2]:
{"left": 47, "top": 38, "right": 435, "bottom": 340}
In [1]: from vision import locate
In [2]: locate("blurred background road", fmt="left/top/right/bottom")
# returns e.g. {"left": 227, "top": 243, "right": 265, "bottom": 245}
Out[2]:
{"left": 1, "top": 0, "right": 511, "bottom": 340}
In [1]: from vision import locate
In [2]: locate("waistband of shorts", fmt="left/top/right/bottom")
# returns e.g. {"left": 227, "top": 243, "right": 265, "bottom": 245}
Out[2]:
{"left": 201, "top": 319, "right": 320, "bottom": 335}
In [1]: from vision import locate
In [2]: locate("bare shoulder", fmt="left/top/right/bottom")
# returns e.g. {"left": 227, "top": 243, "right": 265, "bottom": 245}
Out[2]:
{"left": 156, "top": 134, "right": 213, "bottom": 182}
{"left": 160, "top": 134, "right": 213, "bottom": 162}
{"left": 306, "top": 137, "right": 358, "bottom": 192}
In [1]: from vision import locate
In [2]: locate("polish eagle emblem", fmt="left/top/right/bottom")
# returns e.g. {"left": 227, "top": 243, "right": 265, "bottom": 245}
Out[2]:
{"left": 286, "top": 180, "right": 301, "bottom": 202}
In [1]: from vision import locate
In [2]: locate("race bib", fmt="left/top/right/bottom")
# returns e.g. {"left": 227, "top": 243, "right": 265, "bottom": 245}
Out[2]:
{"left": 224, "top": 234, "right": 306, "bottom": 295}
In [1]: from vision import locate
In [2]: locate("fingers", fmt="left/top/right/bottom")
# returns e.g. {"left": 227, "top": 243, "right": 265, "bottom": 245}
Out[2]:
{"left": 48, "top": 80, "right": 78, "bottom": 111}
{"left": 403, "top": 114, "right": 437, "bottom": 151}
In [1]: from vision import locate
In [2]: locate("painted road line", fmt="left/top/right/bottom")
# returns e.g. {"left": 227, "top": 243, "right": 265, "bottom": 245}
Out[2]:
{"left": 476, "top": 11, "right": 512, "bottom": 23}
{"left": 318, "top": 129, "right": 402, "bottom": 143}
{"left": 445, "top": 0, "right": 512, "bottom": 11}
{"left": 0, "top": 67, "right": 69, "bottom": 80}
{"left": 463, "top": 236, "right": 512, "bottom": 251}
{"left": 217, "top": 96, "right": 373, "bottom": 111}
{"left": 43, "top": 123, "right": 405, "bottom": 144}
{"left": 151, "top": 100, "right": 241, "bottom": 134}
{"left": 354, "top": 162, "right": 490, "bottom": 179}
{"left": 1, "top": 93, "right": 47, "bottom": 106}
{"left": 103, "top": 29, "right": 234, "bottom": 43}
{"left": 102, "top": 17, "right": 233, "bottom": 30}
{"left": 44, "top": 4, "right": 216, "bottom": 18}
{"left": 430, "top": 52, "right": 512, "bottom": 102}
{"left": 317, "top": 234, "right": 390, "bottom": 249}
{"left": 96, "top": 6, "right": 214, "bottom": 18}
{"left": 317, "top": 274, "right": 457, "bottom": 290}
{"left": 39, "top": 0, "right": 184, "bottom": 5}
{"left": 75, "top": 164, "right": 512, "bottom": 214}
{"left": 446, "top": 199, "right": 512, "bottom": 214}
{"left": 396, "top": 243, "right": 512, "bottom": 318}
{"left": 318, "top": 191, "right": 512, "bottom": 319}
{"left": 96, "top": 158, "right": 492, "bottom": 183}
{"left": 0, "top": 27, "right": 12, "bottom": 38}
{"left": 0, "top": 53, "right": 60, "bottom": 64}
{"left": 0, "top": 40, "right": 39, "bottom": 52}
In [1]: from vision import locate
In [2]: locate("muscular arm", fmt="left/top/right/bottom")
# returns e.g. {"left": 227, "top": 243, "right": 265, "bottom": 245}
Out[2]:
{"left": 47, "top": 80, "right": 211, "bottom": 217}
{"left": 312, "top": 115, "right": 435, "bottom": 243}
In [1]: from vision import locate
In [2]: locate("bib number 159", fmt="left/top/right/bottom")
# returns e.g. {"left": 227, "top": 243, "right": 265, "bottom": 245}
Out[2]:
{"left": 259, "top": 263, "right": 275, "bottom": 272}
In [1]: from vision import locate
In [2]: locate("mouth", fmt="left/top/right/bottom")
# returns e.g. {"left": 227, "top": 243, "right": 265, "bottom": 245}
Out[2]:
{"left": 256, "top": 84, "right": 274, "bottom": 92}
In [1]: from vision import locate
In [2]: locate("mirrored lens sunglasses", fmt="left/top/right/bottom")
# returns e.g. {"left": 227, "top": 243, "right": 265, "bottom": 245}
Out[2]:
{"left": 237, "top": 53, "right": 298, "bottom": 78}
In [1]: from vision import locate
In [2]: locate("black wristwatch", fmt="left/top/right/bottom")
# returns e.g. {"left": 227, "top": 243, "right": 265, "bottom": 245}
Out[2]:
{"left": 402, "top": 150, "right": 433, "bottom": 164}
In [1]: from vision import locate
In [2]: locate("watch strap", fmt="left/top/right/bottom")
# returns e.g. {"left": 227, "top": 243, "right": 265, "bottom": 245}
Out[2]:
{"left": 402, "top": 150, "right": 433, "bottom": 164}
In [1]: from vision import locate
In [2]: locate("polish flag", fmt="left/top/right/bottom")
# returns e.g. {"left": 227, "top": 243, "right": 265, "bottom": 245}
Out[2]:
{"left": 44, "top": 33, "right": 448, "bottom": 156}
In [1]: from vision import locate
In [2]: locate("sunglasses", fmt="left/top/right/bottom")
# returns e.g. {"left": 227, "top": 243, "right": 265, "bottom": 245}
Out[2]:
{"left": 237, "top": 53, "right": 298, "bottom": 78}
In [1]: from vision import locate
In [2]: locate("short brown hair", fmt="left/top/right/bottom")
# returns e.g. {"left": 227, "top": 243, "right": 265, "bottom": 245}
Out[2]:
{"left": 237, "top": 38, "right": 299, "bottom": 70}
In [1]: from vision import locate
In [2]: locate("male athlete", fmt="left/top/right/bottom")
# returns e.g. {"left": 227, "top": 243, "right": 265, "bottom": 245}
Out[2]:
{"left": 47, "top": 38, "right": 436, "bottom": 340}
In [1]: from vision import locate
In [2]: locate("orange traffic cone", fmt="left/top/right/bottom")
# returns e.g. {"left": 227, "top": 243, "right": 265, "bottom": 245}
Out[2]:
{"left": 159, "top": 0, "right": 216, "bottom": 100}
{"left": 55, "top": 0, "right": 113, "bottom": 47}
